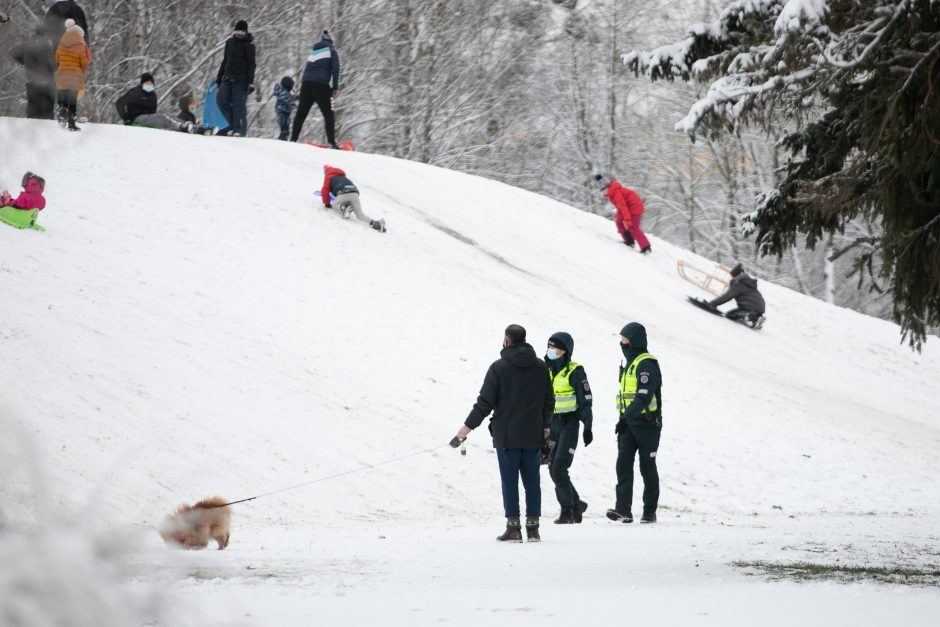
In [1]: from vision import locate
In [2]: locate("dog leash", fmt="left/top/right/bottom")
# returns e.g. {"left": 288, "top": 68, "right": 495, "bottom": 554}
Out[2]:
{"left": 209, "top": 443, "right": 455, "bottom": 508}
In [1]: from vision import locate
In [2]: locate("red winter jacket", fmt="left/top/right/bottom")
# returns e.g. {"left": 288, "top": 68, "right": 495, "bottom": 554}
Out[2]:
{"left": 8, "top": 177, "right": 46, "bottom": 211}
{"left": 606, "top": 180, "right": 644, "bottom": 228}
{"left": 321, "top": 166, "right": 345, "bottom": 204}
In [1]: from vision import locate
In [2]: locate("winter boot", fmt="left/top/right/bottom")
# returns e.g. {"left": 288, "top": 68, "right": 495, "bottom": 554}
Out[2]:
{"left": 67, "top": 115, "right": 80, "bottom": 132}
{"left": 525, "top": 517, "right": 540, "bottom": 542}
{"left": 370, "top": 218, "right": 387, "bottom": 233}
{"left": 640, "top": 511, "right": 657, "bottom": 524}
{"left": 639, "top": 246, "right": 652, "bottom": 255}
{"left": 329, "top": 142, "right": 341, "bottom": 149}
{"left": 606, "top": 506, "right": 633, "bottom": 523}
{"left": 753, "top": 315, "right": 766, "bottom": 330}
{"left": 553, "top": 508, "right": 575, "bottom": 524}
{"left": 340, "top": 203, "right": 355, "bottom": 219}
{"left": 573, "top": 500, "right": 588, "bottom": 523}
{"left": 496, "top": 517, "right": 523, "bottom": 543}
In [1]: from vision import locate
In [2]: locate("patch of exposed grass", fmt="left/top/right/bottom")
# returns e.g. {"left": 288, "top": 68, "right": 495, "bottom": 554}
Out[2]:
{"left": 733, "top": 561, "right": 940, "bottom": 587}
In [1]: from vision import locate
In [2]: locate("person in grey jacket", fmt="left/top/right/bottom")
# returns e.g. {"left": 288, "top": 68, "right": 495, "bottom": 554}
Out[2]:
{"left": 709, "top": 263, "right": 766, "bottom": 328}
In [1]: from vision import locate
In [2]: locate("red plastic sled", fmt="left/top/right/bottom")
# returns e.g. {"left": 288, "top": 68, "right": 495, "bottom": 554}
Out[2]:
{"left": 305, "top": 140, "right": 355, "bottom": 151}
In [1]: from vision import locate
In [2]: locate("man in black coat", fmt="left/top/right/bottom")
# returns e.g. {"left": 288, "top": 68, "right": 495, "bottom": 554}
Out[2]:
{"left": 12, "top": 26, "right": 57, "bottom": 119}
{"left": 43, "top": 0, "right": 88, "bottom": 45}
{"left": 453, "top": 324, "right": 554, "bottom": 543}
{"left": 709, "top": 263, "right": 766, "bottom": 328}
{"left": 215, "top": 19, "right": 255, "bottom": 137}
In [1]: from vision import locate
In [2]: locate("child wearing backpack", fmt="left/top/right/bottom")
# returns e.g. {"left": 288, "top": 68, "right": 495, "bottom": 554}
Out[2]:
{"left": 273, "top": 76, "right": 298, "bottom": 141}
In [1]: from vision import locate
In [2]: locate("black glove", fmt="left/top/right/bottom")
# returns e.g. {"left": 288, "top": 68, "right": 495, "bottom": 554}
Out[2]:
{"left": 248, "top": 85, "right": 255, "bottom": 95}
{"left": 449, "top": 436, "right": 465, "bottom": 448}
{"left": 583, "top": 429, "right": 593, "bottom": 446}
{"left": 614, "top": 421, "right": 627, "bottom": 435}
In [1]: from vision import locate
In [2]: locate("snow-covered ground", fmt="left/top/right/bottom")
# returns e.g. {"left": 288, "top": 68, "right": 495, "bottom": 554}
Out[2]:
{"left": 1, "top": 117, "right": 938, "bottom": 626}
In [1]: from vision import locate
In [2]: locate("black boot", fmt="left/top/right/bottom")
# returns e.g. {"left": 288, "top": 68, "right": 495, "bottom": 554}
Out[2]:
{"left": 67, "top": 114, "right": 80, "bottom": 131}
{"left": 639, "top": 246, "right": 652, "bottom": 255}
{"left": 640, "top": 511, "right": 657, "bottom": 524}
{"left": 553, "top": 508, "right": 575, "bottom": 524}
{"left": 496, "top": 517, "right": 522, "bottom": 543}
{"left": 525, "top": 517, "right": 540, "bottom": 542}
{"left": 573, "top": 500, "right": 588, "bottom": 523}
{"left": 606, "top": 506, "right": 633, "bottom": 523}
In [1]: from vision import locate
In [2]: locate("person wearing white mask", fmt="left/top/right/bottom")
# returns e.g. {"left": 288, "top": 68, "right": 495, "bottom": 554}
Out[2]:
{"left": 115, "top": 72, "right": 210, "bottom": 134}
{"left": 544, "top": 332, "right": 594, "bottom": 525}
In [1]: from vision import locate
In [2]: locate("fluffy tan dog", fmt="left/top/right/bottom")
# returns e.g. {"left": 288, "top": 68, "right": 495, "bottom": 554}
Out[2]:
{"left": 159, "top": 496, "right": 231, "bottom": 550}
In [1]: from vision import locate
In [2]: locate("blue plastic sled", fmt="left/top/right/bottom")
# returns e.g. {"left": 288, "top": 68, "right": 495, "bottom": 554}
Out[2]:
{"left": 202, "top": 80, "right": 228, "bottom": 130}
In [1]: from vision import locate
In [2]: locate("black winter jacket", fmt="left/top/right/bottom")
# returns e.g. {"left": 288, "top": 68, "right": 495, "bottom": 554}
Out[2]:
{"left": 547, "top": 358, "right": 594, "bottom": 431}
{"left": 709, "top": 274, "right": 766, "bottom": 314}
{"left": 465, "top": 343, "right": 554, "bottom": 448}
{"left": 12, "top": 33, "right": 56, "bottom": 86}
{"left": 43, "top": 1, "right": 88, "bottom": 45}
{"left": 115, "top": 86, "right": 157, "bottom": 124}
{"left": 619, "top": 323, "right": 663, "bottom": 427}
{"left": 216, "top": 34, "right": 256, "bottom": 85}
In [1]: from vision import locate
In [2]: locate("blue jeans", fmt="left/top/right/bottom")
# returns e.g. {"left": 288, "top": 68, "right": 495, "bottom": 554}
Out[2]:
{"left": 217, "top": 80, "right": 248, "bottom": 136}
{"left": 496, "top": 447, "right": 541, "bottom": 518}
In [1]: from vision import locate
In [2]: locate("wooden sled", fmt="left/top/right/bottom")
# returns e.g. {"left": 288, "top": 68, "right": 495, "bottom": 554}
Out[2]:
{"left": 677, "top": 260, "right": 730, "bottom": 297}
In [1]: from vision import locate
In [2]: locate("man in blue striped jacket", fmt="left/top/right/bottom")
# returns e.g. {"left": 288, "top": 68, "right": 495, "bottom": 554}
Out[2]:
{"left": 290, "top": 30, "right": 340, "bottom": 147}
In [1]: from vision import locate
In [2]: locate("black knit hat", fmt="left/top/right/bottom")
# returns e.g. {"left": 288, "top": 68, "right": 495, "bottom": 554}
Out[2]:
{"left": 280, "top": 76, "right": 295, "bottom": 91}
{"left": 730, "top": 263, "right": 743, "bottom": 277}
{"left": 235, "top": 19, "right": 248, "bottom": 32}
{"left": 140, "top": 72, "right": 155, "bottom": 85}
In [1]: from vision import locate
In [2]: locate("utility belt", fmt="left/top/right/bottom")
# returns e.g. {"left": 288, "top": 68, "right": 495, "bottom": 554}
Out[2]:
{"left": 620, "top": 410, "right": 662, "bottom": 425}
{"left": 553, "top": 413, "right": 580, "bottom": 427}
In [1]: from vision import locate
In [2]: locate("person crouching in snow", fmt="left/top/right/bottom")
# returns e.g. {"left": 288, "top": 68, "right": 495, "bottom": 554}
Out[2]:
{"left": 320, "top": 165, "right": 386, "bottom": 232}
{"left": 708, "top": 263, "right": 766, "bottom": 328}
{"left": 1, "top": 172, "right": 47, "bottom": 210}
{"left": 595, "top": 174, "right": 651, "bottom": 254}
{"left": 116, "top": 73, "right": 212, "bottom": 135}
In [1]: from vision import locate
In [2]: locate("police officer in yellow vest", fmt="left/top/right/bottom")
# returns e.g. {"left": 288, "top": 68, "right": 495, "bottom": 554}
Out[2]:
{"left": 545, "top": 332, "right": 594, "bottom": 524}
{"left": 607, "top": 322, "right": 662, "bottom": 524}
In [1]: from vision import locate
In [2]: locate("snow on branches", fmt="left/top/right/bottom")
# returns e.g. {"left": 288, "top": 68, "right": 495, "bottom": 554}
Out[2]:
{"left": 624, "top": 0, "right": 940, "bottom": 347}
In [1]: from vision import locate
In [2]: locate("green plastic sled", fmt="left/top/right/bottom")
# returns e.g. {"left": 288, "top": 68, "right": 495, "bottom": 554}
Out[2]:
{"left": 0, "top": 206, "right": 44, "bottom": 231}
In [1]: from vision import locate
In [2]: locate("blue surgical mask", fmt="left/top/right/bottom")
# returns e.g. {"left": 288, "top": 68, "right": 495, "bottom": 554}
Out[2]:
{"left": 546, "top": 348, "right": 562, "bottom": 360}
{"left": 142, "top": 84, "right": 155, "bottom": 93}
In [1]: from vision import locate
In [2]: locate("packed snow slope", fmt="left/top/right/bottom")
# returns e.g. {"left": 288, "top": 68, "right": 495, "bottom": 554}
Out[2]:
{"left": 1, "top": 117, "right": 939, "bottom": 626}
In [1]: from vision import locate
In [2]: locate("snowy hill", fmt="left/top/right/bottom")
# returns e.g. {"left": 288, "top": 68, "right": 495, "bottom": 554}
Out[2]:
{"left": 1, "top": 117, "right": 939, "bottom": 626}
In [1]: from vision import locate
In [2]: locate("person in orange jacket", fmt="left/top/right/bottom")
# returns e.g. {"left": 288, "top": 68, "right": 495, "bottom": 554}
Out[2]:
{"left": 54, "top": 18, "right": 89, "bottom": 131}
{"left": 595, "top": 174, "right": 651, "bottom": 254}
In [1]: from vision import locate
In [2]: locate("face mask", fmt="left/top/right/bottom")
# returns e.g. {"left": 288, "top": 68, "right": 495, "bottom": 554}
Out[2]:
{"left": 142, "top": 84, "right": 155, "bottom": 93}
{"left": 621, "top": 343, "right": 632, "bottom": 357}
{"left": 189, "top": 105, "right": 196, "bottom": 112}
{"left": 546, "top": 348, "right": 562, "bottom": 360}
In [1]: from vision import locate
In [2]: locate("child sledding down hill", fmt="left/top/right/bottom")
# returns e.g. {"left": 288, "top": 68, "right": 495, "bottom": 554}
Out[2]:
{"left": 1, "top": 172, "right": 46, "bottom": 210}
{"left": 1, "top": 172, "right": 47, "bottom": 230}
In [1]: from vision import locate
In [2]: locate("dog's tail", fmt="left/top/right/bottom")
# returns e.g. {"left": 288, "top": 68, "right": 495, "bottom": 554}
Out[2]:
{"left": 194, "top": 496, "right": 229, "bottom": 509}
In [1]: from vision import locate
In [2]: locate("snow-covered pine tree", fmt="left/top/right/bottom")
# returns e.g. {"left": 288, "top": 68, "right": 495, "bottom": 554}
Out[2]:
{"left": 624, "top": 0, "right": 940, "bottom": 348}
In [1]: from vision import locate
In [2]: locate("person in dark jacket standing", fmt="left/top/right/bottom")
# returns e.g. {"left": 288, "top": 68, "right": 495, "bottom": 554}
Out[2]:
{"left": 43, "top": 0, "right": 88, "bottom": 45}
{"left": 708, "top": 263, "right": 766, "bottom": 328}
{"left": 12, "top": 26, "right": 57, "bottom": 119}
{"left": 215, "top": 19, "right": 255, "bottom": 137}
{"left": 290, "top": 30, "right": 340, "bottom": 146}
{"left": 452, "top": 325, "right": 554, "bottom": 543}
{"left": 544, "top": 332, "right": 594, "bottom": 524}
{"left": 607, "top": 322, "right": 662, "bottom": 524}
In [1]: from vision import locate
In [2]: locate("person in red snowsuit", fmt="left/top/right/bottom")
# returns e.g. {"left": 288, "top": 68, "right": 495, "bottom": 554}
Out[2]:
{"left": 595, "top": 174, "right": 651, "bottom": 254}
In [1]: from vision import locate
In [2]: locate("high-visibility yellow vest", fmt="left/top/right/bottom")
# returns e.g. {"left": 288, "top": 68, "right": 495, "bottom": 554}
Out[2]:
{"left": 550, "top": 361, "right": 582, "bottom": 414}
{"left": 616, "top": 352, "right": 659, "bottom": 414}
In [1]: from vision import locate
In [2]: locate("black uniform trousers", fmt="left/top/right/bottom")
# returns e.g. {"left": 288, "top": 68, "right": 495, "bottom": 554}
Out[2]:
{"left": 615, "top": 422, "right": 661, "bottom": 514}
{"left": 548, "top": 414, "right": 581, "bottom": 509}
{"left": 290, "top": 81, "right": 335, "bottom": 144}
